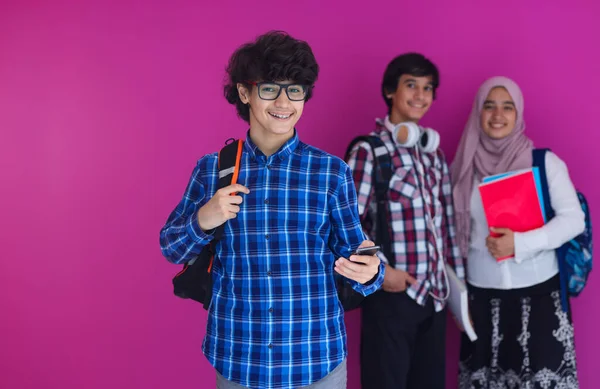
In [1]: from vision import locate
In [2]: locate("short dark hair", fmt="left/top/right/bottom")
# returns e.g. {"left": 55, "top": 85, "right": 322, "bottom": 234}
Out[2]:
{"left": 224, "top": 31, "right": 320, "bottom": 122}
{"left": 381, "top": 53, "right": 440, "bottom": 114}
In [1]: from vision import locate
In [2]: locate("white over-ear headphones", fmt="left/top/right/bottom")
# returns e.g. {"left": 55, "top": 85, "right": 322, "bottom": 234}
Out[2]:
{"left": 381, "top": 116, "right": 440, "bottom": 153}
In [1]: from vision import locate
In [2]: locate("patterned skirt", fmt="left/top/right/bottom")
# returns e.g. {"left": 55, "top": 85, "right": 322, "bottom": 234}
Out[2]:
{"left": 458, "top": 274, "right": 579, "bottom": 389}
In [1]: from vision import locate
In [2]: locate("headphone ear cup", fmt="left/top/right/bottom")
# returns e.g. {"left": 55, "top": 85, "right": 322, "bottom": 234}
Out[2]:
{"left": 394, "top": 122, "right": 420, "bottom": 147}
{"left": 420, "top": 128, "right": 440, "bottom": 153}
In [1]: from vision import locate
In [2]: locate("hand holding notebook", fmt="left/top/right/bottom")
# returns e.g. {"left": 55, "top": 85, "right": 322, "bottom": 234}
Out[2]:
{"left": 486, "top": 227, "right": 515, "bottom": 260}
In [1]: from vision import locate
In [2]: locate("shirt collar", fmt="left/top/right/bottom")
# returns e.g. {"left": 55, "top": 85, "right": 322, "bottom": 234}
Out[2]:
{"left": 244, "top": 129, "right": 300, "bottom": 161}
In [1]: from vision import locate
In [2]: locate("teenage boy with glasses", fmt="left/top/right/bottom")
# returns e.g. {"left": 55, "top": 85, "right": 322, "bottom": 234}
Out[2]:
{"left": 160, "top": 31, "right": 385, "bottom": 389}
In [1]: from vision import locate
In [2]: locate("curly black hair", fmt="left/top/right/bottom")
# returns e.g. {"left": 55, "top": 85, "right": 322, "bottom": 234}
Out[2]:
{"left": 224, "top": 31, "right": 320, "bottom": 122}
{"left": 381, "top": 53, "right": 440, "bottom": 114}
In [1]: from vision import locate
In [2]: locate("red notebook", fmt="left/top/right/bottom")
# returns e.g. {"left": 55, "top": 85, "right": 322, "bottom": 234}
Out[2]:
{"left": 478, "top": 169, "right": 546, "bottom": 261}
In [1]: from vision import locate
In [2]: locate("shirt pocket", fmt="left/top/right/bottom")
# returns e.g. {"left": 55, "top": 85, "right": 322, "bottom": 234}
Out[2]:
{"left": 388, "top": 166, "right": 420, "bottom": 206}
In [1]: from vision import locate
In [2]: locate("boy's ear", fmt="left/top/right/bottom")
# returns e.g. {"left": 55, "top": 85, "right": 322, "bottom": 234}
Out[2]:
{"left": 237, "top": 83, "right": 250, "bottom": 104}
{"left": 384, "top": 87, "right": 393, "bottom": 100}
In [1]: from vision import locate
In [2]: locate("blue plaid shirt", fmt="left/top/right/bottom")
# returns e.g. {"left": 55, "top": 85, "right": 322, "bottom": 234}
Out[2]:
{"left": 160, "top": 131, "right": 384, "bottom": 389}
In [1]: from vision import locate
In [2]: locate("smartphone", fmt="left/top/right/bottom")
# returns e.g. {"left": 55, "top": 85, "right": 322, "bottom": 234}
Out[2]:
{"left": 352, "top": 245, "right": 381, "bottom": 257}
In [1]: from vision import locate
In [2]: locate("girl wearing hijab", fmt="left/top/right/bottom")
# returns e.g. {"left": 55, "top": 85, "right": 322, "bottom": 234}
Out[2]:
{"left": 450, "top": 76, "right": 585, "bottom": 388}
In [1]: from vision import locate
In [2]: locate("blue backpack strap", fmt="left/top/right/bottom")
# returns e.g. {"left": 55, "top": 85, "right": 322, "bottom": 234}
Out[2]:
{"left": 532, "top": 148, "right": 569, "bottom": 312}
{"left": 533, "top": 148, "right": 553, "bottom": 220}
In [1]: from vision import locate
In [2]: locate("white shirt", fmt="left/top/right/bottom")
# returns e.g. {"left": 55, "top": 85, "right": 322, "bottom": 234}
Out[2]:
{"left": 466, "top": 151, "right": 585, "bottom": 289}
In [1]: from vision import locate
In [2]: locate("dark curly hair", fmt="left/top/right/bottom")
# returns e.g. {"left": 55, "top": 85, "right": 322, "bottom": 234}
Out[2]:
{"left": 224, "top": 31, "right": 320, "bottom": 122}
{"left": 381, "top": 53, "right": 440, "bottom": 114}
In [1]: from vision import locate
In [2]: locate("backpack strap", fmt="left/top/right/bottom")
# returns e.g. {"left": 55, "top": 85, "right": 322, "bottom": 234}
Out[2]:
{"left": 172, "top": 138, "right": 244, "bottom": 309}
{"left": 206, "top": 139, "right": 243, "bottom": 276}
{"left": 532, "top": 148, "right": 569, "bottom": 312}
{"left": 533, "top": 148, "right": 553, "bottom": 220}
{"left": 213, "top": 139, "right": 244, "bottom": 241}
{"left": 345, "top": 135, "right": 395, "bottom": 266}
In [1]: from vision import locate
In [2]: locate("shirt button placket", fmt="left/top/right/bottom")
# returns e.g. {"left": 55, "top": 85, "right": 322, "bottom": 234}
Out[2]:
{"left": 264, "top": 157, "right": 275, "bottom": 354}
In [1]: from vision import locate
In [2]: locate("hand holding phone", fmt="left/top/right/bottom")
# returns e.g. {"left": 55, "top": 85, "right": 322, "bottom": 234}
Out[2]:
{"left": 335, "top": 242, "right": 381, "bottom": 284}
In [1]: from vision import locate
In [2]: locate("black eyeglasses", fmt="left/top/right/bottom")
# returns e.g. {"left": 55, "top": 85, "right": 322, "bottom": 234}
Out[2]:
{"left": 248, "top": 81, "right": 308, "bottom": 101}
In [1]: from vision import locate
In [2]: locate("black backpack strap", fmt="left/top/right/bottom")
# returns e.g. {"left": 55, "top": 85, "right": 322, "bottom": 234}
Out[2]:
{"left": 172, "top": 138, "right": 244, "bottom": 308}
{"left": 345, "top": 135, "right": 395, "bottom": 267}
{"left": 212, "top": 138, "right": 244, "bottom": 241}
{"left": 202, "top": 138, "right": 243, "bottom": 309}
{"left": 345, "top": 136, "right": 392, "bottom": 198}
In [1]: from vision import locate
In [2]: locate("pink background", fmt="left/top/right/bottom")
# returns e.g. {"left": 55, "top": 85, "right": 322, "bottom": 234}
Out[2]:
{"left": 1, "top": 1, "right": 598, "bottom": 388}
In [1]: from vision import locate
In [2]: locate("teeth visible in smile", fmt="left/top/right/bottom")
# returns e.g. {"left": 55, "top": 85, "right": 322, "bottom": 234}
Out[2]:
{"left": 409, "top": 103, "right": 425, "bottom": 108}
{"left": 490, "top": 123, "right": 505, "bottom": 128}
{"left": 270, "top": 113, "right": 291, "bottom": 119}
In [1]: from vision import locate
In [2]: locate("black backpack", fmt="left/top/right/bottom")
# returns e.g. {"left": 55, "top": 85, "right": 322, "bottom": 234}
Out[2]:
{"left": 172, "top": 139, "right": 243, "bottom": 310}
{"left": 336, "top": 135, "right": 395, "bottom": 311}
